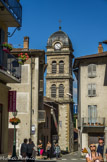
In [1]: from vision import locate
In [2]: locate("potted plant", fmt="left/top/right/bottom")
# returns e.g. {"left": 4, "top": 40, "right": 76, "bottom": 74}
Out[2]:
{"left": 18, "top": 53, "right": 29, "bottom": 65}
{"left": 9, "top": 117, "right": 21, "bottom": 125}
{"left": 2, "top": 42, "right": 12, "bottom": 53}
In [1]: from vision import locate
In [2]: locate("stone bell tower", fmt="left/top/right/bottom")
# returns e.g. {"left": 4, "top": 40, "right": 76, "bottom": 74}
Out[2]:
{"left": 46, "top": 27, "right": 74, "bottom": 152}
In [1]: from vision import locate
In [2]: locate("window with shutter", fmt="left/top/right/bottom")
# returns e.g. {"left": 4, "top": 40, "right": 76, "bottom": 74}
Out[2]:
{"left": 52, "top": 61, "right": 56, "bottom": 74}
{"left": 51, "top": 84, "right": 56, "bottom": 98}
{"left": 59, "top": 61, "right": 64, "bottom": 73}
{"left": 88, "top": 64, "right": 96, "bottom": 78}
{"left": 88, "top": 105, "right": 97, "bottom": 124}
{"left": 59, "top": 84, "right": 64, "bottom": 98}
{"left": 88, "top": 83, "right": 96, "bottom": 97}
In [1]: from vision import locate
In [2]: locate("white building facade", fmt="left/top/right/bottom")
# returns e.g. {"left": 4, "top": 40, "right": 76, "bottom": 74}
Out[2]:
{"left": 73, "top": 44, "right": 107, "bottom": 154}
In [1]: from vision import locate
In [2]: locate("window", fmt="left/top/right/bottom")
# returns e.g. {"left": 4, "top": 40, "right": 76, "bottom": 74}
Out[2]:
{"left": 59, "top": 61, "right": 64, "bottom": 73}
{"left": 88, "top": 84, "right": 96, "bottom": 97}
{"left": 88, "top": 105, "right": 97, "bottom": 124}
{"left": 59, "top": 84, "right": 64, "bottom": 98}
{"left": 88, "top": 64, "right": 96, "bottom": 78}
{"left": 51, "top": 84, "right": 56, "bottom": 98}
{"left": 52, "top": 61, "right": 57, "bottom": 74}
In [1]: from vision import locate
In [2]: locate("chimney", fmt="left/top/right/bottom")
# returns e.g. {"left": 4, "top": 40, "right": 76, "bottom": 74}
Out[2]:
{"left": 23, "top": 36, "right": 29, "bottom": 50}
{"left": 98, "top": 42, "right": 103, "bottom": 53}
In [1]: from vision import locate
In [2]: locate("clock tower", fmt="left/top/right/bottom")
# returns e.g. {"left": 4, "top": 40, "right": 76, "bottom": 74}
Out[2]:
{"left": 46, "top": 27, "right": 74, "bottom": 152}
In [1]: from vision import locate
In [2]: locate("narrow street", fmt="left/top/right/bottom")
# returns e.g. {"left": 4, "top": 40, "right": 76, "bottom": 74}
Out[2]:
{"left": 57, "top": 152, "right": 86, "bottom": 162}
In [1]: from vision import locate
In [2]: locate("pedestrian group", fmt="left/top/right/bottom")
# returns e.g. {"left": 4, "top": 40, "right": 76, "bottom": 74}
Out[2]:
{"left": 20, "top": 138, "right": 61, "bottom": 161}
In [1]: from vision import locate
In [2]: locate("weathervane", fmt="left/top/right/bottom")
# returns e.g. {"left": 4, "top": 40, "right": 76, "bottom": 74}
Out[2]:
{"left": 59, "top": 20, "right": 62, "bottom": 30}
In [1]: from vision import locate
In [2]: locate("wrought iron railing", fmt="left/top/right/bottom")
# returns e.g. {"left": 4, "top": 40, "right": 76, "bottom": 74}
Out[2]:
{"left": 1, "top": 0, "right": 22, "bottom": 26}
{"left": 0, "top": 50, "right": 21, "bottom": 80}
{"left": 82, "top": 117, "right": 105, "bottom": 127}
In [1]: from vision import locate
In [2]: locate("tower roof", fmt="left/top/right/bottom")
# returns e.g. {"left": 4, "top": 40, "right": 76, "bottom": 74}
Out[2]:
{"left": 47, "top": 29, "right": 73, "bottom": 49}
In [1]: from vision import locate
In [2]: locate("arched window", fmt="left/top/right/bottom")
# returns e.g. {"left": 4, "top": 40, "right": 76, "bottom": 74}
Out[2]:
{"left": 59, "top": 61, "right": 64, "bottom": 73}
{"left": 52, "top": 61, "right": 57, "bottom": 74}
{"left": 51, "top": 84, "right": 56, "bottom": 98}
{"left": 59, "top": 84, "right": 64, "bottom": 98}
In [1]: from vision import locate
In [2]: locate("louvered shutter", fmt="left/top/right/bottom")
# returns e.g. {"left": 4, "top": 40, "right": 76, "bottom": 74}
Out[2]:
{"left": 92, "top": 84, "right": 96, "bottom": 96}
{"left": 92, "top": 64, "right": 96, "bottom": 77}
{"left": 59, "top": 61, "right": 64, "bottom": 73}
{"left": 88, "top": 84, "right": 91, "bottom": 96}
{"left": 88, "top": 105, "right": 91, "bottom": 123}
{"left": 51, "top": 84, "right": 56, "bottom": 98}
{"left": 52, "top": 61, "right": 56, "bottom": 74}
{"left": 88, "top": 65, "right": 92, "bottom": 77}
{"left": 59, "top": 84, "right": 64, "bottom": 98}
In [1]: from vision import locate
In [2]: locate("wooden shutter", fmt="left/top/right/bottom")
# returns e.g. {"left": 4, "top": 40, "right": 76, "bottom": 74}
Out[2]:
{"left": 88, "top": 84, "right": 91, "bottom": 96}
{"left": 92, "top": 84, "right": 96, "bottom": 96}
{"left": 92, "top": 64, "right": 96, "bottom": 77}
{"left": 88, "top": 65, "right": 92, "bottom": 77}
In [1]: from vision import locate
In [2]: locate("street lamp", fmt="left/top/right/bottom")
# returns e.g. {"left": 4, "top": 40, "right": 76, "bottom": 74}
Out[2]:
{"left": 11, "top": 110, "right": 18, "bottom": 159}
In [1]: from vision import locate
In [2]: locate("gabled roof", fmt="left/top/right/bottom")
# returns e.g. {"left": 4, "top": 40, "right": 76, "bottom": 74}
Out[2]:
{"left": 73, "top": 51, "right": 107, "bottom": 69}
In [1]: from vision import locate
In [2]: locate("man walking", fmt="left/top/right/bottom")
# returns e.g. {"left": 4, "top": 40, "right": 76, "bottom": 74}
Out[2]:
{"left": 97, "top": 137, "right": 104, "bottom": 159}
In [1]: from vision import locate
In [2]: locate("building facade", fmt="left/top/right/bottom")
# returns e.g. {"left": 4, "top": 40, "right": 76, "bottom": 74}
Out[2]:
{"left": 8, "top": 37, "right": 45, "bottom": 155}
{"left": 0, "top": 0, "right": 22, "bottom": 160}
{"left": 73, "top": 44, "right": 107, "bottom": 154}
{"left": 38, "top": 96, "right": 59, "bottom": 150}
{"left": 46, "top": 28, "right": 74, "bottom": 152}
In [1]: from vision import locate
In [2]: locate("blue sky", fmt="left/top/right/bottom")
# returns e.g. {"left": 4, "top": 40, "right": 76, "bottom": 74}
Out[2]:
{"left": 8, "top": 0, "right": 107, "bottom": 103}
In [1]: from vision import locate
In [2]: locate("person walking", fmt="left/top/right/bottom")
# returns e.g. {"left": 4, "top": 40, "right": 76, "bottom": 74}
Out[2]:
{"left": 20, "top": 138, "right": 28, "bottom": 162}
{"left": 38, "top": 140, "right": 44, "bottom": 159}
{"left": 27, "top": 138, "right": 35, "bottom": 162}
{"left": 97, "top": 137, "right": 105, "bottom": 160}
{"left": 46, "top": 141, "right": 51, "bottom": 160}
{"left": 86, "top": 143, "right": 102, "bottom": 162}
{"left": 54, "top": 143, "right": 60, "bottom": 160}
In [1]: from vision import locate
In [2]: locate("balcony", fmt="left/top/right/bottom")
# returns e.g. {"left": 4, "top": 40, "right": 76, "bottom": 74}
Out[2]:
{"left": 38, "top": 110, "right": 46, "bottom": 123}
{"left": 0, "top": 52, "right": 21, "bottom": 83}
{"left": 82, "top": 117, "right": 105, "bottom": 127}
{"left": 0, "top": 0, "right": 22, "bottom": 27}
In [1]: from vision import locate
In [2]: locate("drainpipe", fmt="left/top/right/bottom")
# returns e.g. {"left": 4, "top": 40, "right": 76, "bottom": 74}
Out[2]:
{"left": 30, "top": 55, "right": 32, "bottom": 136}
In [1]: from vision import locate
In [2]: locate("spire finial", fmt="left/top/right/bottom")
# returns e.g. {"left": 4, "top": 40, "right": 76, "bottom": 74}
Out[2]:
{"left": 59, "top": 20, "right": 62, "bottom": 30}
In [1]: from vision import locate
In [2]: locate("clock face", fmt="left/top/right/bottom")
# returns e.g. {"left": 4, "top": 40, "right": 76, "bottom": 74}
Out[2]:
{"left": 54, "top": 42, "right": 61, "bottom": 50}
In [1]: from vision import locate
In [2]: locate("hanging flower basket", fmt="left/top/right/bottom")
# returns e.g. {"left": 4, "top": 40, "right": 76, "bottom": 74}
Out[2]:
{"left": 18, "top": 53, "right": 29, "bottom": 64}
{"left": 9, "top": 117, "right": 21, "bottom": 125}
{"left": 2, "top": 42, "right": 13, "bottom": 53}
{"left": 18, "top": 58, "right": 24, "bottom": 65}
